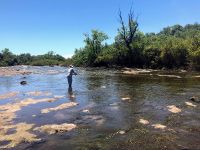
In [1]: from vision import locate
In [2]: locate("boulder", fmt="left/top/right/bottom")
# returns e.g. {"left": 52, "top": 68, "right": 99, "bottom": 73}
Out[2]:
{"left": 190, "top": 96, "right": 200, "bottom": 103}
{"left": 20, "top": 81, "right": 27, "bottom": 85}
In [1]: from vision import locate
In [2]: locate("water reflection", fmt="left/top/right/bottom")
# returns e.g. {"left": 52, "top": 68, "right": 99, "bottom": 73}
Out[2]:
{"left": 68, "top": 87, "right": 75, "bottom": 101}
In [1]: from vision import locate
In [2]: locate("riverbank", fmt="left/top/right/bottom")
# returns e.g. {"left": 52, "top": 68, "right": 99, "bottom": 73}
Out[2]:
{"left": 0, "top": 66, "right": 32, "bottom": 76}
{"left": 0, "top": 66, "right": 67, "bottom": 76}
{"left": 1, "top": 65, "right": 199, "bottom": 77}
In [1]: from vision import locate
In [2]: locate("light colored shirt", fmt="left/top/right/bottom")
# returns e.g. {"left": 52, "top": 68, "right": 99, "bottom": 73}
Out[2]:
{"left": 67, "top": 68, "right": 76, "bottom": 77}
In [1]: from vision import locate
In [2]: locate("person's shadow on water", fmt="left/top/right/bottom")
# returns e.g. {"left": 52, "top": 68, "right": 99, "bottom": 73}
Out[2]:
{"left": 68, "top": 87, "right": 76, "bottom": 101}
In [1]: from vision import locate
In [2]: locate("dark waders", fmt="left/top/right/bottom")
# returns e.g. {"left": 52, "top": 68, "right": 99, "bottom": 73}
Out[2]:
{"left": 67, "top": 76, "right": 72, "bottom": 88}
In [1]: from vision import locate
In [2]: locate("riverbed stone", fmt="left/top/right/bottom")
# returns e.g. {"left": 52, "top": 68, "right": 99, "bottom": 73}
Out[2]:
{"left": 190, "top": 96, "right": 200, "bottom": 103}
{"left": 20, "top": 81, "right": 27, "bottom": 85}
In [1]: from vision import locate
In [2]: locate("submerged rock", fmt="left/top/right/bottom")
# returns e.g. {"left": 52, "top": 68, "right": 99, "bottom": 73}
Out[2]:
{"left": 75, "top": 115, "right": 105, "bottom": 126}
{"left": 118, "top": 130, "right": 126, "bottom": 135}
{"left": 194, "top": 75, "right": 200, "bottom": 78}
{"left": 152, "top": 124, "right": 167, "bottom": 130}
{"left": 82, "top": 109, "right": 90, "bottom": 113}
{"left": 34, "top": 123, "right": 77, "bottom": 134}
{"left": 121, "top": 97, "right": 131, "bottom": 101}
{"left": 0, "top": 98, "right": 57, "bottom": 126}
{"left": 101, "top": 86, "right": 106, "bottom": 89}
{"left": 167, "top": 105, "right": 182, "bottom": 113}
{"left": 0, "top": 92, "right": 19, "bottom": 100}
{"left": 139, "top": 119, "right": 150, "bottom": 125}
{"left": 121, "top": 68, "right": 152, "bottom": 75}
{"left": 54, "top": 95, "right": 65, "bottom": 99}
{"left": 0, "top": 123, "right": 41, "bottom": 149}
{"left": 26, "top": 91, "right": 52, "bottom": 96}
{"left": 185, "top": 101, "right": 197, "bottom": 107}
{"left": 157, "top": 74, "right": 182, "bottom": 78}
{"left": 41, "top": 102, "right": 78, "bottom": 114}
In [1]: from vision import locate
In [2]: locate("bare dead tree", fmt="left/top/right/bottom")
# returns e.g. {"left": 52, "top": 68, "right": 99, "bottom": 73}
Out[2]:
{"left": 118, "top": 7, "right": 138, "bottom": 46}
{"left": 118, "top": 7, "right": 138, "bottom": 65}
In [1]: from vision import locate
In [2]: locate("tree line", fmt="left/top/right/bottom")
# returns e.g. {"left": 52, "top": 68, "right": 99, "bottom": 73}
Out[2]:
{"left": 72, "top": 9, "right": 200, "bottom": 70}
{"left": 0, "top": 49, "right": 72, "bottom": 67}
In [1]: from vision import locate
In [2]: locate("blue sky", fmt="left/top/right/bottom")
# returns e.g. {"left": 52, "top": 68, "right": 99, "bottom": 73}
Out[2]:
{"left": 0, "top": 0, "right": 199, "bottom": 58}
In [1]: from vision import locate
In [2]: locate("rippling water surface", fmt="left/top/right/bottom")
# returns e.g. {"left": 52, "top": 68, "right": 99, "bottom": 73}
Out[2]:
{"left": 0, "top": 66, "right": 200, "bottom": 150}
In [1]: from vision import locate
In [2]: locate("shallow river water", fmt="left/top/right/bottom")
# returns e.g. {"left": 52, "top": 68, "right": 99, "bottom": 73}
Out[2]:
{"left": 0, "top": 66, "right": 200, "bottom": 150}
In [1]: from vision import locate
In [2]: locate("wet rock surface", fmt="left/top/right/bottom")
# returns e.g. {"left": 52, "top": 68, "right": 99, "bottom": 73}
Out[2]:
{"left": 20, "top": 81, "right": 27, "bottom": 85}
{"left": 41, "top": 102, "right": 78, "bottom": 114}
{"left": 0, "top": 123, "right": 41, "bottom": 149}
{"left": 34, "top": 123, "right": 77, "bottom": 134}
{"left": 190, "top": 96, "right": 200, "bottom": 103}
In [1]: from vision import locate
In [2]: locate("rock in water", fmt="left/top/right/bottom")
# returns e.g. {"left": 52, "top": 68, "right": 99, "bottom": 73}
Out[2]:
{"left": 34, "top": 123, "right": 77, "bottom": 134}
{"left": 190, "top": 96, "right": 200, "bottom": 103}
{"left": 20, "top": 81, "right": 27, "bottom": 85}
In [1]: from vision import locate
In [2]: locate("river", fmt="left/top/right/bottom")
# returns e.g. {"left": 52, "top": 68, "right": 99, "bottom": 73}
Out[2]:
{"left": 0, "top": 66, "right": 200, "bottom": 150}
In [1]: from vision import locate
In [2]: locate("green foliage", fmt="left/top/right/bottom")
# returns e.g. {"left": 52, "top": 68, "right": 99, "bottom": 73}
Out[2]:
{"left": 143, "top": 47, "right": 161, "bottom": 69}
{"left": 30, "top": 59, "right": 60, "bottom": 66}
{"left": 72, "top": 23, "right": 200, "bottom": 70}
{"left": 159, "top": 36, "right": 188, "bottom": 68}
{"left": 62, "top": 58, "right": 73, "bottom": 67}
{"left": 17, "top": 53, "right": 32, "bottom": 65}
{"left": 30, "top": 51, "right": 66, "bottom": 66}
{"left": 0, "top": 49, "right": 68, "bottom": 67}
{"left": 72, "top": 30, "right": 108, "bottom": 66}
{"left": 84, "top": 30, "right": 108, "bottom": 66}
{"left": 72, "top": 48, "right": 87, "bottom": 66}
{"left": 0, "top": 49, "right": 18, "bottom": 66}
{"left": 190, "top": 48, "right": 200, "bottom": 70}
{"left": 187, "top": 32, "right": 200, "bottom": 69}
{"left": 95, "top": 44, "right": 117, "bottom": 66}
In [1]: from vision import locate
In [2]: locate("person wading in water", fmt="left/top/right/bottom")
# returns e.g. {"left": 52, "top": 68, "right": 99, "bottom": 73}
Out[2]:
{"left": 67, "top": 65, "right": 77, "bottom": 88}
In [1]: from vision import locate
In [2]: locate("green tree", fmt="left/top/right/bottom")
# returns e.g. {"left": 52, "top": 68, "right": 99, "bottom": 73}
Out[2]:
{"left": 72, "top": 48, "right": 87, "bottom": 66}
{"left": 73, "top": 30, "right": 108, "bottom": 66}
{"left": 95, "top": 44, "right": 118, "bottom": 66}
{"left": 17, "top": 53, "right": 32, "bottom": 65}
{"left": 0, "top": 48, "right": 17, "bottom": 66}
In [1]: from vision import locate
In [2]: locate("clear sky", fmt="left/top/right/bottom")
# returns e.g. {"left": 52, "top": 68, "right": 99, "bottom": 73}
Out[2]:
{"left": 0, "top": 0, "right": 199, "bottom": 58}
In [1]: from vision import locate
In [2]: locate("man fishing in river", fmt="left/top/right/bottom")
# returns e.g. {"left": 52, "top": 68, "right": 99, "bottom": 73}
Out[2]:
{"left": 67, "top": 65, "right": 77, "bottom": 88}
